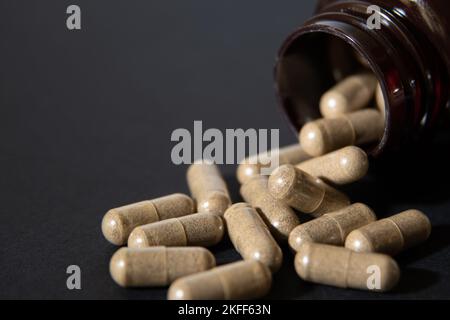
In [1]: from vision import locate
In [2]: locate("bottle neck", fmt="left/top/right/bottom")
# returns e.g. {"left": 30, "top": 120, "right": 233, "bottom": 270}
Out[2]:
{"left": 275, "top": 2, "right": 448, "bottom": 156}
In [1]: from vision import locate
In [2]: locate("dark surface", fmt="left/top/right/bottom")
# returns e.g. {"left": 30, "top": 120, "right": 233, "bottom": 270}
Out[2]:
{"left": 0, "top": 0, "right": 449, "bottom": 300}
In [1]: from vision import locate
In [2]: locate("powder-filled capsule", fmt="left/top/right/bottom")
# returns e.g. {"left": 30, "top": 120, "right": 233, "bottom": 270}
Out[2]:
{"left": 295, "top": 243, "right": 400, "bottom": 292}
{"left": 345, "top": 209, "right": 431, "bottom": 255}
{"left": 320, "top": 73, "right": 377, "bottom": 119}
{"left": 296, "top": 146, "right": 368, "bottom": 185}
{"left": 128, "top": 212, "right": 224, "bottom": 248}
{"left": 237, "top": 144, "right": 310, "bottom": 184}
{"left": 224, "top": 203, "right": 283, "bottom": 272}
{"left": 299, "top": 109, "right": 384, "bottom": 156}
{"left": 289, "top": 203, "right": 376, "bottom": 251}
{"left": 268, "top": 165, "right": 350, "bottom": 217}
{"left": 187, "top": 161, "right": 231, "bottom": 215}
{"left": 110, "top": 247, "right": 215, "bottom": 287}
{"left": 240, "top": 175, "right": 300, "bottom": 240}
{"left": 167, "top": 260, "right": 272, "bottom": 300}
{"left": 102, "top": 193, "right": 194, "bottom": 245}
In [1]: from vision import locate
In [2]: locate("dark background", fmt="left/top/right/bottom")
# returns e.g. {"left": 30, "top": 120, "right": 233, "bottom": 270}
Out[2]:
{"left": 1, "top": 0, "right": 449, "bottom": 299}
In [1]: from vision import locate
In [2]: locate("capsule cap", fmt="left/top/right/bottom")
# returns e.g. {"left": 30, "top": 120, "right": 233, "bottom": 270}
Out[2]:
{"left": 299, "top": 122, "right": 328, "bottom": 157}
{"left": 267, "top": 164, "right": 297, "bottom": 200}
{"left": 345, "top": 229, "right": 374, "bottom": 252}
{"left": 127, "top": 227, "right": 151, "bottom": 248}
{"left": 102, "top": 210, "right": 127, "bottom": 245}
{"left": 109, "top": 248, "right": 129, "bottom": 287}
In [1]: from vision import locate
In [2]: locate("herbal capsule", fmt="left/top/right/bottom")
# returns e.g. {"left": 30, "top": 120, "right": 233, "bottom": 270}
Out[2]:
{"left": 295, "top": 243, "right": 400, "bottom": 292}
{"left": 237, "top": 144, "right": 310, "bottom": 184}
{"left": 319, "top": 73, "right": 377, "bottom": 118}
{"left": 268, "top": 165, "right": 350, "bottom": 217}
{"left": 289, "top": 203, "right": 376, "bottom": 251}
{"left": 240, "top": 175, "right": 300, "bottom": 240}
{"left": 102, "top": 193, "right": 194, "bottom": 245}
{"left": 345, "top": 209, "right": 431, "bottom": 255}
{"left": 296, "top": 146, "right": 368, "bottom": 185}
{"left": 299, "top": 109, "right": 384, "bottom": 156}
{"left": 167, "top": 260, "right": 272, "bottom": 300}
{"left": 224, "top": 203, "right": 283, "bottom": 272}
{"left": 375, "top": 82, "right": 386, "bottom": 119}
{"left": 187, "top": 162, "right": 231, "bottom": 215}
{"left": 128, "top": 212, "right": 224, "bottom": 248}
{"left": 110, "top": 247, "right": 215, "bottom": 287}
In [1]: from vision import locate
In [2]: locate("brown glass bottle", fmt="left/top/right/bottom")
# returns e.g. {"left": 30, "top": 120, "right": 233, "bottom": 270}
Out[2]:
{"left": 275, "top": 0, "right": 450, "bottom": 156}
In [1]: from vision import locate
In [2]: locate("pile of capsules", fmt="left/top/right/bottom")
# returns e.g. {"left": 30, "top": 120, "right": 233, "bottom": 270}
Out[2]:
{"left": 101, "top": 72, "right": 431, "bottom": 299}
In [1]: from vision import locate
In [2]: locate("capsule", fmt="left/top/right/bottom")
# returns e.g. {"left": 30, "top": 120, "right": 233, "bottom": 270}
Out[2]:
{"left": 128, "top": 212, "right": 224, "bottom": 248}
{"left": 224, "top": 203, "right": 283, "bottom": 272}
{"left": 289, "top": 203, "right": 376, "bottom": 251}
{"left": 102, "top": 193, "right": 195, "bottom": 245}
{"left": 345, "top": 209, "right": 431, "bottom": 255}
{"left": 319, "top": 73, "right": 377, "bottom": 118}
{"left": 299, "top": 109, "right": 384, "bottom": 157}
{"left": 110, "top": 247, "right": 215, "bottom": 287}
{"left": 375, "top": 82, "right": 386, "bottom": 119}
{"left": 240, "top": 175, "right": 300, "bottom": 240}
{"left": 237, "top": 144, "right": 311, "bottom": 184}
{"left": 268, "top": 165, "right": 350, "bottom": 217}
{"left": 295, "top": 243, "right": 400, "bottom": 292}
{"left": 167, "top": 260, "right": 272, "bottom": 300}
{"left": 296, "top": 146, "right": 368, "bottom": 185}
{"left": 187, "top": 161, "right": 231, "bottom": 215}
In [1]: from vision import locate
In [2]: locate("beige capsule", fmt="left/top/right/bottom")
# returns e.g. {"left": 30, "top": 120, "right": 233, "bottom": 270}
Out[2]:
{"left": 289, "top": 203, "right": 376, "bottom": 252}
{"left": 299, "top": 109, "right": 384, "bottom": 156}
{"left": 295, "top": 243, "right": 400, "bottom": 292}
{"left": 296, "top": 146, "right": 368, "bottom": 185}
{"left": 128, "top": 212, "right": 224, "bottom": 248}
{"left": 102, "top": 193, "right": 195, "bottom": 245}
{"left": 187, "top": 161, "right": 231, "bottom": 215}
{"left": 345, "top": 209, "right": 431, "bottom": 255}
{"left": 320, "top": 73, "right": 377, "bottom": 118}
{"left": 224, "top": 203, "right": 283, "bottom": 272}
{"left": 110, "top": 247, "right": 215, "bottom": 287}
{"left": 268, "top": 165, "right": 350, "bottom": 217}
{"left": 236, "top": 144, "right": 311, "bottom": 184}
{"left": 240, "top": 175, "right": 300, "bottom": 240}
{"left": 167, "top": 260, "right": 272, "bottom": 300}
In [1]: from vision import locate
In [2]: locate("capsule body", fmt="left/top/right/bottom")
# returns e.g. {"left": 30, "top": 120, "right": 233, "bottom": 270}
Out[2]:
{"left": 296, "top": 146, "right": 368, "bottom": 185}
{"left": 289, "top": 203, "right": 376, "bottom": 251}
{"left": 345, "top": 209, "right": 431, "bottom": 255}
{"left": 110, "top": 247, "right": 216, "bottom": 287}
{"left": 224, "top": 203, "right": 283, "bottom": 272}
{"left": 128, "top": 213, "right": 224, "bottom": 248}
{"left": 168, "top": 260, "right": 272, "bottom": 300}
{"left": 295, "top": 243, "right": 400, "bottom": 292}
{"left": 320, "top": 73, "right": 377, "bottom": 118}
{"left": 187, "top": 162, "right": 231, "bottom": 215}
{"left": 299, "top": 109, "right": 384, "bottom": 156}
{"left": 240, "top": 176, "right": 300, "bottom": 240}
{"left": 268, "top": 165, "right": 350, "bottom": 217}
{"left": 102, "top": 193, "right": 195, "bottom": 245}
{"left": 237, "top": 144, "right": 310, "bottom": 184}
